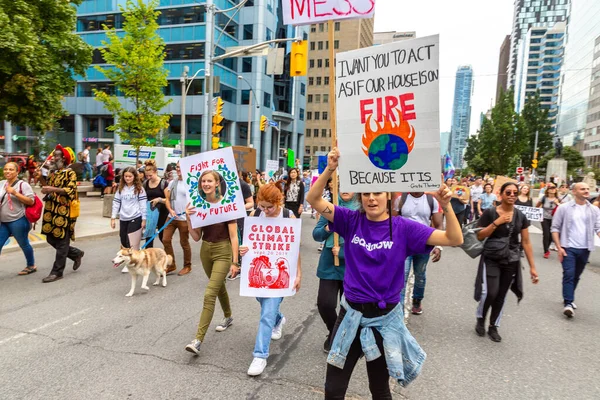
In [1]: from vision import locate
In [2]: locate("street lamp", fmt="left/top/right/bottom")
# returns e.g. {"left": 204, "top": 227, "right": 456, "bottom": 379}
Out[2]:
{"left": 180, "top": 66, "right": 205, "bottom": 157}
{"left": 237, "top": 75, "right": 260, "bottom": 147}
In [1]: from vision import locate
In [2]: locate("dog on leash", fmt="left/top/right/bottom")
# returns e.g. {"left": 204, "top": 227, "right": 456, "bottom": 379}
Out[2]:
{"left": 112, "top": 247, "right": 173, "bottom": 297}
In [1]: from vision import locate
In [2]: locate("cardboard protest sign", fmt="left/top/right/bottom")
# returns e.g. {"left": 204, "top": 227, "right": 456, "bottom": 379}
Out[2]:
{"left": 515, "top": 205, "right": 543, "bottom": 222}
{"left": 493, "top": 176, "right": 519, "bottom": 199}
{"left": 179, "top": 147, "right": 247, "bottom": 228}
{"left": 265, "top": 160, "right": 279, "bottom": 181}
{"left": 311, "top": 169, "right": 319, "bottom": 186}
{"left": 282, "top": 0, "right": 376, "bottom": 26}
{"left": 335, "top": 35, "right": 441, "bottom": 192}
{"left": 231, "top": 146, "right": 256, "bottom": 174}
{"left": 240, "top": 217, "right": 302, "bottom": 298}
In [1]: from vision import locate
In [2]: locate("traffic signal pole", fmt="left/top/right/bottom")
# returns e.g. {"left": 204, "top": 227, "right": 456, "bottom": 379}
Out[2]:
{"left": 532, "top": 130, "right": 539, "bottom": 183}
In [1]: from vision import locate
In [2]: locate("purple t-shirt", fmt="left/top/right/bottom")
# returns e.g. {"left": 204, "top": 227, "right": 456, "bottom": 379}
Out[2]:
{"left": 330, "top": 206, "right": 434, "bottom": 308}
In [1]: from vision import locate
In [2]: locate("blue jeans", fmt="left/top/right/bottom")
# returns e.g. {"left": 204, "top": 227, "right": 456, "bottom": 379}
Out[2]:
{"left": 0, "top": 216, "right": 35, "bottom": 267}
{"left": 83, "top": 162, "right": 93, "bottom": 180}
{"left": 401, "top": 253, "right": 430, "bottom": 304}
{"left": 253, "top": 297, "right": 284, "bottom": 359}
{"left": 562, "top": 248, "right": 590, "bottom": 305}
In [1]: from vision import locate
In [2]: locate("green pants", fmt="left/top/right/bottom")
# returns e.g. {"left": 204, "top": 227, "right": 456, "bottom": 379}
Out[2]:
{"left": 195, "top": 240, "right": 233, "bottom": 341}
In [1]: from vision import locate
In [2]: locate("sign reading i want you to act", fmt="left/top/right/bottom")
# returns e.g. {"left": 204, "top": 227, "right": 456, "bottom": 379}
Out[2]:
{"left": 336, "top": 35, "right": 441, "bottom": 192}
{"left": 240, "top": 217, "right": 302, "bottom": 298}
{"left": 179, "top": 147, "right": 247, "bottom": 228}
{"left": 282, "top": 0, "right": 376, "bottom": 25}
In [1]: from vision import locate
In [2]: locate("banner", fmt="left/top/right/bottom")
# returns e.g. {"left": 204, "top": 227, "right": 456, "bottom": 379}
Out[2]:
{"left": 515, "top": 205, "right": 543, "bottom": 222}
{"left": 179, "top": 147, "right": 247, "bottom": 228}
{"left": 240, "top": 217, "right": 302, "bottom": 298}
{"left": 282, "top": 0, "right": 376, "bottom": 26}
{"left": 265, "top": 160, "right": 279, "bottom": 181}
{"left": 336, "top": 35, "right": 441, "bottom": 192}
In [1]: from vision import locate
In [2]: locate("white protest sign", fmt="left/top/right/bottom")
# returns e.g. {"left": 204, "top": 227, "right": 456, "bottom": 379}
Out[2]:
{"left": 515, "top": 205, "right": 543, "bottom": 222}
{"left": 282, "top": 0, "right": 376, "bottom": 26}
{"left": 265, "top": 160, "right": 279, "bottom": 181}
{"left": 179, "top": 147, "right": 247, "bottom": 228}
{"left": 240, "top": 217, "right": 302, "bottom": 298}
{"left": 336, "top": 35, "right": 441, "bottom": 192}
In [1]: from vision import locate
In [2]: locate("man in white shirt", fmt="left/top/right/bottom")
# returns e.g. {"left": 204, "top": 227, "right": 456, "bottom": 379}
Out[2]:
{"left": 82, "top": 145, "right": 93, "bottom": 181}
{"left": 470, "top": 177, "right": 484, "bottom": 221}
{"left": 395, "top": 192, "right": 443, "bottom": 315}
{"left": 102, "top": 144, "right": 112, "bottom": 163}
{"left": 551, "top": 183, "right": 600, "bottom": 318}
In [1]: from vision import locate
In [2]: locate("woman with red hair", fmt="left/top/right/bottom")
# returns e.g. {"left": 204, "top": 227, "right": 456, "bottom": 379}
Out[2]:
{"left": 239, "top": 183, "right": 302, "bottom": 377}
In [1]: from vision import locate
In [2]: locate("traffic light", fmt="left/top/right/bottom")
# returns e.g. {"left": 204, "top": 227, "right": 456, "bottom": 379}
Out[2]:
{"left": 212, "top": 97, "right": 224, "bottom": 150}
{"left": 260, "top": 115, "right": 268, "bottom": 132}
{"left": 290, "top": 40, "right": 308, "bottom": 77}
{"left": 531, "top": 159, "right": 538, "bottom": 169}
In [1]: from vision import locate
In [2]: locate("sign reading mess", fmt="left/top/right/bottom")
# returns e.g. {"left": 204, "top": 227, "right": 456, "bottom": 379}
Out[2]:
{"left": 336, "top": 35, "right": 441, "bottom": 192}
{"left": 515, "top": 205, "right": 543, "bottom": 222}
{"left": 240, "top": 217, "right": 302, "bottom": 298}
{"left": 179, "top": 147, "right": 247, "bottom": 228}
{"left": 282, "top": 0, "right": 376, "bottom": 25}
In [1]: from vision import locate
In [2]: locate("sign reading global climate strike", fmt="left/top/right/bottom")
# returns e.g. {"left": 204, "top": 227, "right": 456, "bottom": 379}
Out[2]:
{"left": 336, "top": 35, "right": 441, "bottom": 192}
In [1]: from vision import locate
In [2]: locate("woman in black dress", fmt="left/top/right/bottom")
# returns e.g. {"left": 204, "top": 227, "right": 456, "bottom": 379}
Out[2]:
{"left": 143, "top": 160, "right": 168, "bottom": 248}
{"left": 515, "top": 184, "right": 533, "bottom": 207}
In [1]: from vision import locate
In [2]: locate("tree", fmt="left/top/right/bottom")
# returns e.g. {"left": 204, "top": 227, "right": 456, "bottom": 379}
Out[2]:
{"left": 0, "top": 0, "right": 92, "bottom": 131}
{"left": 520, "top": 91, "right": 554, "bottom": 166}
{"left": 463, "top": 135, "right": 487, "bottom": 176}
{"left": 539, "top": 146, "right": 585, "bottom": 176}
{"left": 94, "top": 0, "right": 171, "bottom": 161}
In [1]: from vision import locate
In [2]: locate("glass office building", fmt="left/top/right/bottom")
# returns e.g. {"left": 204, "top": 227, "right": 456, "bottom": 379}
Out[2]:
{"left": 449, "top": 66, "right": 474, "bottom": 169}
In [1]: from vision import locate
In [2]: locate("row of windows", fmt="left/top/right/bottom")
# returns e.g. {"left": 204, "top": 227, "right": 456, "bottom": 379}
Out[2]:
{"left": 305, "top": 145, "right": 332, "bottom": 155}
{"left": 305, "top": 129, "right": 331, "bottom": 138}
{"left": 589, "top": 111, "right": 600, "bottom": 124}
{"left": 307, "top": 94, "right": 329, "bottom": 103}
{"left": 306, "top": 111, "right": 329, "bottom": 121}
{"left": 308, "top": 76, "right": 330, "bottom": 86}
{"left": 309, "top": 58, "right": 330, "bottom": 69}
{"left": 310, "top": 22, "right": 341, "bottom": 33}
{"left": 92, "top": 43, "right": 207, "bottom": 64}
{"left": 310, "top": 40, "right": 340, "bottom": 51}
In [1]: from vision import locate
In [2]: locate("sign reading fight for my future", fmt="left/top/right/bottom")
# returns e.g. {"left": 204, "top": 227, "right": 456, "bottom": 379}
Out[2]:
{"left": 335, "top": 35, "right": 441, "bottom": 192}
{"left": 179, "top": 147, "right": 247, "bottom": 229}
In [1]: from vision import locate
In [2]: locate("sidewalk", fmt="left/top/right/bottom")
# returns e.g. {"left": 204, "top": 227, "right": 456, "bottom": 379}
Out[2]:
{"left": 2, "top": 184, "right": 116, "bottom": 254}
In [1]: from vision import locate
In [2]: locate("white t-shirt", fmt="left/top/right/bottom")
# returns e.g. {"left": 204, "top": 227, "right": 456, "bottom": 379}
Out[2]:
{"left": 399, "top": 194, "right": 440, "bottom": 227}
{"left": 83, "top": 149, "right": 90, "bottom": 163}
{"left": 567, "top": 204, "right": 588, "bottom": 249}
{"left": 168, "top": 179, "right": 188, "bottom": 221}
{"left": 95, "top": 153, "right": 104, "bottom": 167}
{"left": 102, "top": 149, "right": 112, "bottom": 163}
{"left": 470, "top": 185, "right": 484, "bottom": 202}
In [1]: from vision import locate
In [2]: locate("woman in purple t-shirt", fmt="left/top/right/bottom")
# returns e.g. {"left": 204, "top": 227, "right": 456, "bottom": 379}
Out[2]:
{"left": 307, "top": 148, "right": 463, "bottom": 398}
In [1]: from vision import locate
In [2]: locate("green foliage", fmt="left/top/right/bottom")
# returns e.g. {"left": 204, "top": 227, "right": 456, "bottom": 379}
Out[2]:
{"left": 94, "top": 0, "right": 171, "bottom": 160}
{"left": 539, "top": 147, "right": 585, "bottom": 176}
{"left": 520, "top": 91, "right": 554, "bottom": 165}
{"left": 0, "top": 0, "right": 92, "bottom": 131}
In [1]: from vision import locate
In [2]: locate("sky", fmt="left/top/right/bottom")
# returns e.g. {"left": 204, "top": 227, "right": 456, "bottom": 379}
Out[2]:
{"left": 373, "top": 0, "right": 515, "bottom": 136}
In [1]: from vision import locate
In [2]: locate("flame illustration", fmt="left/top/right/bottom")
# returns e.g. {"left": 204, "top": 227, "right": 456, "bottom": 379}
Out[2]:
{"left": 361, "top": 111, "right": 416, "bottom": 156}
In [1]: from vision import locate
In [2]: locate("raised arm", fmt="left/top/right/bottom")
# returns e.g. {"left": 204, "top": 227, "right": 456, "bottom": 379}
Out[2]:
{"left": 306, "top": 148, "right": 338, "bottom": 223}
{"left": 425, "top": 181, "right": 463, "bottom": 247}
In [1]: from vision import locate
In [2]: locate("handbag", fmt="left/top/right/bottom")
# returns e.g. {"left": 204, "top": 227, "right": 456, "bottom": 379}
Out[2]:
{"left": 482, "top": 209, "right": 514, "bottom": 263}
{"left": 70, "top": 190, "right": 80, "bottom": 219}
{"left": 460, "top": 220, "right": 486, "bottom": 258}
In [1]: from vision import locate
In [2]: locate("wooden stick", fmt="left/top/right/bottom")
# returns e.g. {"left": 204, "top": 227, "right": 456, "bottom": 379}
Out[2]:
{"left": 328, "top": 20, "right": 340, "bottom": 267}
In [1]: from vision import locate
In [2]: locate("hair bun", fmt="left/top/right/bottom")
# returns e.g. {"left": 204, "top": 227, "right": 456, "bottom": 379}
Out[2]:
{"left": 144, "top": 159, "right": 157, "bottom": 167}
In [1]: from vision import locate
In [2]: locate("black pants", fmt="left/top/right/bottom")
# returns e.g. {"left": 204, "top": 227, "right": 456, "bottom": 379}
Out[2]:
{"left": 480, "top": 262, "right": 517, "bottom": 327}
{"left": 285, "top": 201, "right": 301, "bottom": 218}
{"left": 472, "top": 201, "right": 480, "bottom": 220}
{"left": 324, "top": 307, "right": 392, "bottom": 400}
{"left": 46, "top": 231, "right": 82, "bottom": 277}
{"left": 541, "top": 218, "right": 553, "bottom": 253}
{"left": 119, "top": 217, "right": 143, "bottom": 248}
{"left": 317, "top": 279, "right": 344, "bottom": 335}
{"left": 145, "top": 208, "right": 168, "bottom": 248}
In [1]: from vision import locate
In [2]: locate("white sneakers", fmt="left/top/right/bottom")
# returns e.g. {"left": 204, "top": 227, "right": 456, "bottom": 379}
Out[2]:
{"left": 563, "top": 304, "right": 574, "bottom": 318}
{"left": 121, "top": 266, "right": 129, "bottom": 273}
{"left": 271, "top": 317, "right": 286, "bottom": 340}
{"left": 247, "top": 357, "right": 267, "bottom": 376}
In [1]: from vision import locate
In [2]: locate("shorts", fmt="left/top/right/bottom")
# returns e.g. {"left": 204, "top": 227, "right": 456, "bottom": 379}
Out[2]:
{"left": 106, "top": 180, "right": 113, "bottom": 187}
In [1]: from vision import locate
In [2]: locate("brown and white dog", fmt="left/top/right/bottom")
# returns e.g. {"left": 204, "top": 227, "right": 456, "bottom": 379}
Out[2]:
{"left": 112, "top": 247, "right": 173, "bottom": 297}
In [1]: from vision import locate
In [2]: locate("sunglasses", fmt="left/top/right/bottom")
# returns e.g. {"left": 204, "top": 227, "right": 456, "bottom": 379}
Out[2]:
{"left": 504, "top": 191, "right": 518, "bottom": 196}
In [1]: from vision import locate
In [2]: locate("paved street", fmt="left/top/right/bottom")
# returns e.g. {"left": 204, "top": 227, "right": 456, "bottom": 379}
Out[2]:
{"left": 1, "top": 216, "right": 599, "bottom": 399}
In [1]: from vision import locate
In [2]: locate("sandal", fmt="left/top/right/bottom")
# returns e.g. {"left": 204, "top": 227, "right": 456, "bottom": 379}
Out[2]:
{"left": 18, "top": 266, "right": 37, "bottom": 275}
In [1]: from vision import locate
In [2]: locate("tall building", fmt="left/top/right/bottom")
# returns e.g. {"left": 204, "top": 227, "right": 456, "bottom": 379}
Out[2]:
{"left": 581, "top": 36, "right": 600, "bottom": 167}
{"left": 373, "top": 31, "right": 415, "bottom": 45}
{"left": 1, "top": 0, "right": 308, "bottom": 170}
{"left": 449, "top": 66, "right": 474, "bottom": 169}
{"left": 557, "top": 0, "right": 600, "bottom": 148}
{"left": 496, "top": 35, "right": 511, "bottom": 104}
{"left": 507, "top": 0, "right": 569, "bottom": 89}
{"left": 514, "top": 22, "right": 565, "bottom": 134}
{"left": 303, "top": 19, "right": 373, "bottom": 169}
{"left": 440, "top": 131, "right": 450, "bottom": 157}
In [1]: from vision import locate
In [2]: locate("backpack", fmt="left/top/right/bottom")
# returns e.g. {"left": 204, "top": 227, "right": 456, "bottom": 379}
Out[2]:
{"left": 93, "top": 174, "right": 107, "bottom": 188}
{"left": 17, "top": 182, "right": 43, "bottom": 224}
{"left": 100, "top": 164, "right": 109, "bottom": 178}
{"left": 254, "top": 207, "right": 292, "bottom": 218}
{"left": 397, "top": 193, "right": 435, "bottom": 217}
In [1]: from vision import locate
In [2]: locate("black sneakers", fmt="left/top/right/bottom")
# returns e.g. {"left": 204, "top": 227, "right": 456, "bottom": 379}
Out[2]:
{"left": 411, "top": 299, "right": 423, "bottom": 315}
{"left": 323, "top": 335, "right": 331, "bottom": 353}
{"left": 475, "top": 318, "right": 485, "bottom": 336}
{"left": 487, "top": 325, "right": 502, "bottom": 342}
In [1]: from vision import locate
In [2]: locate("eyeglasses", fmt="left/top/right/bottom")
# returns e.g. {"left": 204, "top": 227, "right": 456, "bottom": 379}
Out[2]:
{"left": 259, "top": 204, "right": 276, "bottom": 212}
{"left": 504, "top": 191, "right": 518, "bottom": 196}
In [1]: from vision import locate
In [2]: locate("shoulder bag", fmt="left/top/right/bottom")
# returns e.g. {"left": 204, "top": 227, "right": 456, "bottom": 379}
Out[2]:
{"left": 482, "top": 209, "right": 514, "bottom": 263}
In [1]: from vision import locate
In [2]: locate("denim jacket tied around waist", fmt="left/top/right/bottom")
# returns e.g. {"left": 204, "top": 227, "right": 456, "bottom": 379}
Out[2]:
{"left": 327, "top": 296, "right": 426, "bottom": 387}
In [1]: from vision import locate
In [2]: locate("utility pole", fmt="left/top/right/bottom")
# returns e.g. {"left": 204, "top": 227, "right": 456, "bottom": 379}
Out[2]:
{"left": 180, "top": 66, "right": 188, "bottom": 157}
{"left": 532, "top": 130, "right": 539, "bottom": 183}
{"left": 202, "top": 0, "right": 215, "bottom": 153}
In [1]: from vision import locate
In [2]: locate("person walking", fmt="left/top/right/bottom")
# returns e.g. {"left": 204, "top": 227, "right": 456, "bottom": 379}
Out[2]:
{"left": 41, "top": 145, "right": 85, "bottom": 283}
{"left": 164, "top": 162, "right": 192, "bottom": 276}
{"left": 551, "top": 183, "right": 600, "bottom": 318}
{"left": 26, "top": 156, "right": 37, "bottom": 186}
{"left": 102, "top": 144, "right": 112, "bottom": 164}
{"left": 470, "top": 177, "right": 484, "bottom": 221}
{"left": 515, "top": 184, "right": 532, "bottom": 207}
{"left": 475, "top": 182, "right": 539, "bottom": 342}
{"left": 184, "top": 170, "right": 239, "bottom": 357}
{"left": 397, "top": 192, "right": 444, "bottom": 315}
{"left": 557, "top": 183, "right": 573, "bottom": 204}
{"left": 536, "top": 184, "right": 559, "bottom": 259}
{"left": 111, "top": 167, "right": 147, "bottom": 273}
{"left": 82, "top": 145, "right": 93, "bottom": 182}
{"left": 239, "top": 183, "right": 302, "bottom": 376}
{"left": 450, "top": 178, "right": 470, "bottom": 226}
{"left": 283, "top": 168, "right": 305, "bottom": 218}
{"left": 313, "top": 191, "right": 359, "bottom": 353}
{"left": 95, "top": 148, "right": 103, "bottom": 175}
{"left": 100, "top": 156, "right": 116, "bottom": 198}
{"left": 142, "top": 160, "right": 168, "bottom": 249}
{"left": 0, "top": 162, "right": 37, "bottom": 275}
{"left": 307, "top": 148, "right": 463, "bottom": 399}
{"left": 478, "top": 183, "right": 497, "bottom": 216}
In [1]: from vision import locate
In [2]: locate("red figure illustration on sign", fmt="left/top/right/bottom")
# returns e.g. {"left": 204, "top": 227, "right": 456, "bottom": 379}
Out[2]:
{"left": 248, "top": 256, "right": 290, "bottom": 289}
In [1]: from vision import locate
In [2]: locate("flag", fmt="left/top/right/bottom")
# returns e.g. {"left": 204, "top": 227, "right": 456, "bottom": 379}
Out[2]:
{"left": 443, "top": 153, "right": 455, "bottom": 180}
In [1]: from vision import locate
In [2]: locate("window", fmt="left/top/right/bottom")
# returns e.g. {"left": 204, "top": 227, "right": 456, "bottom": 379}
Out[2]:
{"left": 313, "top": 146, "right": 318, "bottom": 154}
{"left": 313, "top": 129, "right": 319, "bottom": 137}
{"left": 315, "top": 94, "right": 321, "bottom": 103}
{"left": 311, "top": 25, "right": 316, "bottom": 33}
{"left": 266, "top": 28, "right": 273, "bottom": 41}
{"left": 315, "top": 112, "right": 320, "bottom": 120}
{"left": 309, "top": 77, "right": 314, "bottom": 85}
{"left": 316, "top": 77, "right": 322, "bottom": 85}
{"left": 243, "top": 24, "right": 253, "bottom": 40}
{"left": 306, "top": 129, "right": 311, "bottom": 138}
{"left": 241, "top": 90, "right": 250, "bottom": 105}
{"left": 305, "top": 146, "right": 311, "bottom": 155}
{"left": 317, "top": 59, "right": 323, "bottom": 68}
{"left": 323, "top": 94, "right": 329, "bottom": 103}
{"left": 323, "top": 112, "right": 328, "bottom": 120}
{"left": 320, "top": 146, "right": 327, "bottom": 152}
{"left": 325, "top": 59, "right": 330, "bottom": 68}
{"left": 299, "top": 108, "right": 305, "bottom": 120}
{"left": 324, "top": 77, "right": 330, "bottom": 85}
{"left": 263, "top": 92, "right": 271, "bottom": 108}
{"left": 300, "top": 83, "right": 306, "bottom": 95}
{"left": 334, "top": 40, "right": 339, "bottom": 49}
{"left": 318, "top": 41, "right": 324, "bottom": 50}
{"left": 335, "top": 22, "right": 340, "bottom": 31}
{"left": 244, "top": 0, "right": 254, "bottom": 5}
{"left": 326, "top": 41, "right": 329, "bottom": 50}
{"left": 242, "top": 58, "right": 252, "bottom": 73}
{"left": 309, "top": 59, "right": 315, "bottom": 68}
{"left": 310, "top": 42, "right": 316, "bottom": 51}
{"left": 308, "top": 95, "right": 313, "bottom": 103}
{"left": 321, "top": 129, "right": 327, "bottom": 138}
{"left": 319, "top": 23, "right": 324, "bottom": 32}
{"left": 307, "top": 111, "right": 313, "bottom": 120}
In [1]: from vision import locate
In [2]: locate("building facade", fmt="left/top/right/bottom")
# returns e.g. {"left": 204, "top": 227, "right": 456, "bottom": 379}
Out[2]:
{"left": 449, "top": 66, "right": 474, "bottom": 170}
{"left": 496, "top": 35, "right": 511, "bottom": 104}
{"left": 1, "top": 0, "right": 307, "bottom": 171}
{"left": 373, "top": 31, "right": 415, "bottom": 45}
{"left": 507, "top": 0, "right": 569, "bottom": 89}
{"left": 440, "top": 131, "right": 450, "bottom": 157}
{"left": 514, "top": 22, "right": 565, "bottom": 135}
{"left": 582, "top": 36, "right": 600, "bottom": 167}
{"left": 303, "top": 18, "right": 373, "bottom": 169}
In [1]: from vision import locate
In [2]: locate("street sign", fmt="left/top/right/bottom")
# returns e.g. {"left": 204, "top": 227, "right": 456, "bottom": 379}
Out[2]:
{"left": 224, "top": 46, "right": 269, "bottom": 57}
{"left": 268, "top": 120, "right": 279, "bottom": 128}
{"left": 516, "top": 167, "right": 524, "bottom": 174}
{"left": 266, "top": 48, "right": 285, "bottom": 75}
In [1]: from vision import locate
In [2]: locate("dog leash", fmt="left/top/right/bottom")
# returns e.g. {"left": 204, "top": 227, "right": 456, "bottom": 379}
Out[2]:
{"left": 141, "top": 211, "right": 187, "bottom": 250}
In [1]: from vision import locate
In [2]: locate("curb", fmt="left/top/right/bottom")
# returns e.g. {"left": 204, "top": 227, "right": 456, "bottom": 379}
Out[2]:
{"left": 3, "top": 230, "right": 119, "bottom": 255}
